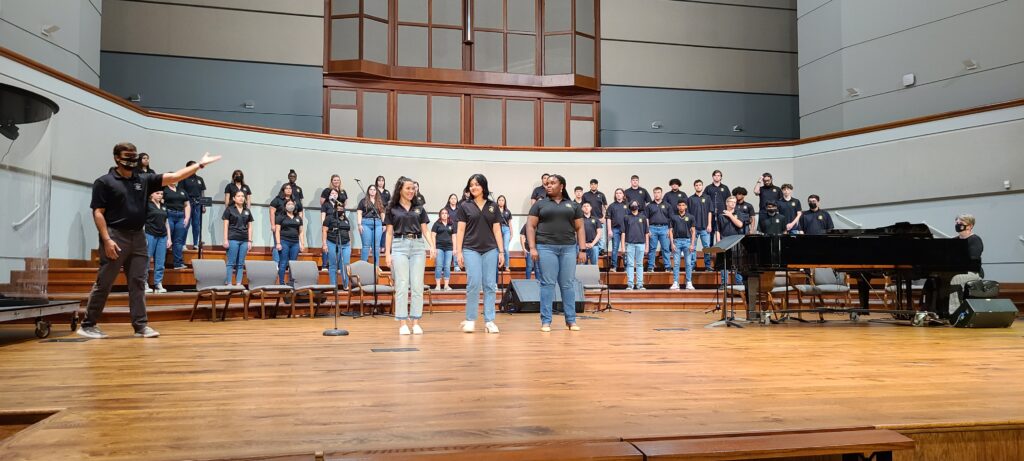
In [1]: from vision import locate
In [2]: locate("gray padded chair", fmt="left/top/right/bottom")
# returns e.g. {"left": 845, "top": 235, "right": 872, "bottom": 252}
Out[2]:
{"left": 575, "top": 264, "right": 610, "bottom": 311}
{"left": 883, "top": 276, "right": 926, "bottom": 309}
{"left": 347, "top": 260, "right": 394, "bottom": 316}
{"left": 190, "top": 259, "right": 247, "bottom": 322}
{"left": 794, "top": 268, "right": 851, "bottom": 308}
{"left": 243, "top": 260, "right": 294, "bottom": 319}
{"left": 288, "top": 260, "right": 342, "bottom": 318}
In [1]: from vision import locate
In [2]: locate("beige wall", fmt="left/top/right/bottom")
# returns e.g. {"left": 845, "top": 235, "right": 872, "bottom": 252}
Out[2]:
{"left": 101, "top": 0, "right": 323, "bottom": 66}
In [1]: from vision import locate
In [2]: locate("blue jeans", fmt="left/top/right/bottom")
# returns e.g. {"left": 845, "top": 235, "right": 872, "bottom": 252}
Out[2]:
{"left": 625, "top": 243, "right": 645, "bottom": 288}
{"left": 463, "top": 248, "right": 497, "bottom": 322}
{"left": 524, "top": 251, "right": 541, "bottom": 279}
{"left": 609, "top": 227, "right": 623, "bottom": 270}
{"left": 167, "top": 210, "right": 187, "bottom": 267}
{"left": 326, "top": 241, "right": 351, "bottom": 288}
{"left": 188, "top": 202, "right": 203, "bottom": 246}
{"left": 647, "top": 225, "right": 670, "bottom": 271}
{"left": 672, "top": 238, "right": 694, "bottom": 285}
{"left": 721, "top": 269, "right": 744, "bottom": 286}
{"left": 360, "top": 218, "right": 382, "bottom": 264}
{"left": 500, "top": 225, "right": 511, "bottom": 269}
{"left": 225, "top": 240, "right": 248, "bottom": 284}
{"left": 536, "top": 244, "right": 578, "bottom": 325}
{"left": 584, "top": 245, "right": 600, "bottom": 264}
{"left": 434, "top": 248, "right": 453, "bottom": 280}
{"left": 695, "top": 229, "right": 712, "bottom": 270}
{"left": 391, "top": 238, "right": 426, "bottom": 320}
{"left": 145, "top": 233, "right": 166, "bottom": 286}
{"left": 271, "top": 233, "right": 279, "bottom": 263}
{"left": 277, "top": 240, "right": 300, "bottom": 284}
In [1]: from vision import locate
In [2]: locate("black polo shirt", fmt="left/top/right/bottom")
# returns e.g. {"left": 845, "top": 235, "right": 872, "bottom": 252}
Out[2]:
{"left": 686, "top": 193, "right": 711, "bottom": 229}
{"left": 644, "top": 201, "right": 671, "bottom": 226}
{"left": 145, "top": 202, "right": 168, "bottom": 237}
{"left": 736, "top": 201, "right": 756, "bottom": 230}
{"left": 384, "top": 203, "right": 429, "bottom": 236}
{"left": 90, "top": 170, "right": 164, "bottom": 231}
{"left": 163, "top": 186, "right": 189, "bottom": 212}
{"left": 414, "top": 193, "right": 426, "bottom": 207}
{"left": 706, "top": 183, "right": 731, "bottom": 214}
{"left": 663, "top": 189, "right": 687, "bottom": 209}
{"left": 758, "top": 185, "right": 783, "bottom": 211}
{"left": 529, "top": 197, "right": 584, "bottom": 246}
{"left": 358, "top": 198, "right": 382, "bottom": 219}
{"left": 287, "top": 181, "right": 304, "bottom": 201}
{"left": 432, "top": 220, "right": 455, "bottom": 250}
{"left": 581, "top": 190, "right": 607, "bottom": 218}
{"left": 800, "top": 209, "right": 834, "bottom": 235}
{"left": 180, "top": 175, "right": 206, "bottom": 200}
{"left": 530, "top": 185, "right": 546, "bottom": 201}
{"left": 320, "top": 188, "right": 348, "bottom": 205}
{"left": 758, "top": 213, "right": 787, "bottom": 235}
{"left": 440, "top": 205, "right": 458, "bottom": 220}
{"left": 270, "top": 195, "right": 303, "bottom": 213}
{"left": 222, "top": 205, "right": 253, "bottom": 241}
{"left": 778, "top": 197, "right": 802, "bottom": 229}
{"left": 669, "top": 213, "right": 696, "bottom": 240}
{"left": 607, "top": 201, "right": 629, "bottom": 230}
{"left": 623, "top": 213, "right": 649, "bottom": 244}
{"left": 624, "top": 187, "right": 652, "bottom": 208}
{"left": 323, "top": 213, "right": 351, "bottom": 245}
{"left": 582, "top": 215, "right": 602, "bottom": 243}
{"left": 498, "top": 207, "right": 512, "bottom": 227}
{"left": 718, "top": 213, "right": 744, "bottom": 237}
{"left": 380, "top": 189, "right": 391, "bottom": 205}
{"left": 519, "top": 224, "right": 532, "bottom": 252}
{"left": 276, "top": 214, "right": 303, "bottom": 243}
{"left": 224, "top": 182, "right": 251, "bottom": 200}
{"left": 457, "top": 199, "right": 500, "bottom": 253}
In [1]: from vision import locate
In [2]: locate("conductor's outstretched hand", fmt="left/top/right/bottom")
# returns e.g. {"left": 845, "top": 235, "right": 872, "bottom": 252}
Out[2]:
{"left": 200, "top": 152, "right": 222, "bottom": 167}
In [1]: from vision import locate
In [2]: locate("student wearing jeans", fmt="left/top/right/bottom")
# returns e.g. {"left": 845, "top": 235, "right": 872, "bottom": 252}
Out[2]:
{"left": 144, "top": 190, "right": 171, "bottom": 293}
{"left": 520, "top": 224, "right": 540, "bottom": 279}
{"left": 644, "top": 187, "right": 672, "bottom": 272}
{"left": 621, "top": 201, "right": 649, "bottom": 290}
{"left": 222, "top": 190, "right": 253, "bottom": 285}
{"left": 455, "top": 174, "right": 504, "bottom": 334}
{"left": 274, "top": 200, "right": 305, "bottom": 285}
{"left": 606, "top": 188, "right": 628, "bottom": 272}
{"left": 356, "top": 185, "right": 385, "bottom": 265}
{"left": 669, "top": 200, "right": 697, "bottom": 290}
{"left": 162, "top": 181, "right": 191, "bottom": 269}
{"left": 581, "top": 202, "right": 602, "bottom": 264}
{"left": 687, "top": 179, "right": 714, "bottom": 272}
{"left": 496, "top": 195, "right": 513, "bottom": 271}
{"left": 431, "top": 208, "right": 455, "bottom": 291}
{"left": 384, "top": 177, "right": 434, "bottom": 335}
{"left": 321, "top": 199, "right": 352, "bottom": 289}
{"left": 526, "top": 174, "right": 586, "bottom": 332}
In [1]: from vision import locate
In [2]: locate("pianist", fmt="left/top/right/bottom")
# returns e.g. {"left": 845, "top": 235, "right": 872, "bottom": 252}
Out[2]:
{"left": 949, "top": 214, "right": 984, "bottom": 313}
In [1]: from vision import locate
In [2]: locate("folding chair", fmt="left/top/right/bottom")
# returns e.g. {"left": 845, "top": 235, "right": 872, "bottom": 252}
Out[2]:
{"left": 243, "top": 260, "right": 294, "bottom": 319}
{"left": 289, "top": 260, "right": 343, "bottom": 318}
{"left": 189, "top": 259, "right": 246, "bottom": 321}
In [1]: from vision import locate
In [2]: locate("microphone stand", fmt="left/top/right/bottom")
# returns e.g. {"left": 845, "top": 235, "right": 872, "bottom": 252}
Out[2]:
{"left": 354, "top": 178, "right": 383, "bottom": 316}
{"left": 324, "top": 204, "right": 350, "bottom": 335}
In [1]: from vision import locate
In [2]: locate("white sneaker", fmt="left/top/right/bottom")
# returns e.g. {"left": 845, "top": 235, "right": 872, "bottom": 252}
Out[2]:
{"left": 76, "top": 326, "right": 108, "bottom": 339}
{"left": 399, "top": 324, "right": 411, "bottom": 335}
{"left": 485, "top": 322, "right": 499, "bottom": 333}
{"left": 669, "top": 283, "right": 680, "bottom": 290}
{"left": 155, "top": 284, "right": 167, "bottom": 293}
{"left": 145, "top": 286, "right": 154, "bottom": 294}
{"left": 685, "top": 282, "right": 695, "bottom": 290}
{"left": 134, "top": 326, "right": 160, "bottom": 338}
{"left": 412, "top": 324, "right": 424, "bottom": 335}
{"left": 626, "top": 286, "right": 634, "bottom": 290}
{"left": 638, "top": 286, "right": 646, "bottom": 290}
{"left": 461, "top": 321, "right": 475, "bottom": 333}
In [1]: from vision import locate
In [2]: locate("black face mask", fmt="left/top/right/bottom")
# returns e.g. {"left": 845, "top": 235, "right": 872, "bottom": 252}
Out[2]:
{"left": 233, "top": 175, "right": 243, "bottom": 182}
{"left": 767, "top": 209, "right": 778, "bottom": 216}
{"left": 955, "top": 223, "right": 967, "bottom": 233}
{"left": 629, "top": 204, "right": 639, "bottom": 212}
{"left": 116, "top": 155, "right": 139, "bottom": 169}
{"left": 808, "top": 202, "right": 818, "bottom": 210}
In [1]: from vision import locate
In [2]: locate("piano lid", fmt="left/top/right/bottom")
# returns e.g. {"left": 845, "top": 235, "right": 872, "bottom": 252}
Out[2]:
{"left": 827, "top": 222, "right": 933, "bottom": 238}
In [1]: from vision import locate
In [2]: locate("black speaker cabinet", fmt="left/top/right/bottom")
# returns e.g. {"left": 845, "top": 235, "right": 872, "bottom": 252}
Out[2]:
{"left": 500, "top": 279, "right": 585, "bottom": 314}
{"left": 951, "top": 298, "right": 1018, "bottom": 328}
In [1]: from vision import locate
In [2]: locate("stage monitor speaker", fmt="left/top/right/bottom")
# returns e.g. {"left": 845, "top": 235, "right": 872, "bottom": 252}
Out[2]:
{"left": 951, "top": 298, "right": 1017, "bottom": 328}
{"left": 500, "top": 279, "right": 585, "bottom": 314}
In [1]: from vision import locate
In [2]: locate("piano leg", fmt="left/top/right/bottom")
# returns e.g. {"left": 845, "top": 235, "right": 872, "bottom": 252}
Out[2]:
{"left": 857, "top": 279, "right": 870, "bottom": 310}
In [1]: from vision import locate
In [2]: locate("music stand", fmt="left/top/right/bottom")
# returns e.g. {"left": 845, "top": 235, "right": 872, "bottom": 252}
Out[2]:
{"left": 704, "top": 234, "right": 747, "bottom": 328}
{"left": 594, "top": 252, "right": 629, "bottom": 314}
{"left": 195, "top": 196, "right": 213, "bottom": 259}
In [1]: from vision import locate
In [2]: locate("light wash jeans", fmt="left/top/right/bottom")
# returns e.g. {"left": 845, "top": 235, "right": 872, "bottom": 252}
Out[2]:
{"left": 463, "top": 248, "right": 498, "bottom": 322}
{"left": 225, "top": 239, "right": 248, "bottom": 285}
{"left": 672, "top": 238, "right": 694, "bottom": 285}
{"left": 360, "top": 218, "right": 382, "bottom": 264}
{"left": 500, "top": 225, "right": 511, "bottom": 269}
{"left": 625, "top": 243, "right": 645, "bottom": 289}
{"left": 326, "top": 241, "right": 351, "bottom": 288}
{"left": 277, "top": 240, "right": 300, "bottom": 284}
{"left": 145, "top": 233, "right": 166, "bottom": 286}
{"left": 434, "top": 248, "right": 453, "bottom": 280}
{"left": 695, "top": 229, "right": 712, "bottom": 270}
{"left": 536, "top": 244, "right": 578, "bottom": 325}
{"left": 391, "top": 237, "right": 426, "bottom": 320}
{"left": 647, "top": 225, "right": 671, "bottom": 271}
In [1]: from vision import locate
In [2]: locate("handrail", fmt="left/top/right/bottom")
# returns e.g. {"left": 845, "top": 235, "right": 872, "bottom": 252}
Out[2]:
{"left": 3, "top": 46, "right": 1024, "bottom": 153}
{"left": 831, "top": 211, "right": 862, "bottom": 229}
{"left": 11, "top": 204, "right": 40, "bottom": 231}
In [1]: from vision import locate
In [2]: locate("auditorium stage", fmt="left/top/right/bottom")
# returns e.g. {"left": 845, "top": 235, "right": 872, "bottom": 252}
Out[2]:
{"left": 0, "top": 311, "right": 1022, "bottom": 460}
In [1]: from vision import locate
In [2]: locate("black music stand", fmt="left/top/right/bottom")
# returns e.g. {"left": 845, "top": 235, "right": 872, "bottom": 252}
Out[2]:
{"left": 594, "top": 252, "right": 629, "bottom": 314}
{"left": 704, "top": 234, "right": 747, "bottom": 328}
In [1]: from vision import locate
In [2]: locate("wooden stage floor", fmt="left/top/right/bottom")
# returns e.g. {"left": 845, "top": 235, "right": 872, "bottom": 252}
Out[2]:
{"left": 0, "top": 310, "right": 1022, "bottom": 460}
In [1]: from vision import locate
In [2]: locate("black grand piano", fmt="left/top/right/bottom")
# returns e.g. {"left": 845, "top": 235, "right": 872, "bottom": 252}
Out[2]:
{"left": 716, "top": 222, "right": 981, "bottom": 321}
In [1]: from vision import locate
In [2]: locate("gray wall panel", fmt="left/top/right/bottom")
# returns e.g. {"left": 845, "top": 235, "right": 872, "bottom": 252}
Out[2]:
{"left": 100, "top": 52, "right": 323, "bottom": 128}
{"left": 601, "top": 131, "right": 789, "bottom": 147}
{"left": 0, "top": 0, "right": 101, "bottom": 84}
{"left": 600, "top": 85, "right": 798, "bottom": 147}
{"left": 155, "top": 108, "right": 322, "bottom": 133}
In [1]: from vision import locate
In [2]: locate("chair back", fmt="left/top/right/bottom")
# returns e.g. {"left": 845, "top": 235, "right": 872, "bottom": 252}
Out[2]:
{"left": 348, "top": 260, "right": 376, "bottom": 287}
{"left": 245, "top": 260, "right": 279, "bottom": 289}
{"left": 773, "top": 271, "right": 789, "bottom": 288}
{"left": 288, "top": 260, "right": 320, "bottom": 288}
{"left": 813, "top": 268, "right": 846, "bottom": 285}
{"left": 575, "top": 264, "right": 601, "bottom": 285}
{"left": 192, "top": 259, "right": 227, "bottom": 290}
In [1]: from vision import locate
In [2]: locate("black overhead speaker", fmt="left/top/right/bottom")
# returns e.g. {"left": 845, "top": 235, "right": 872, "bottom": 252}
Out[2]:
{"left": 500, "top": 279, "right": 585, "bottom": 314}
{"left": 951, "top": 298, "right": 1017, "bottom": 328}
